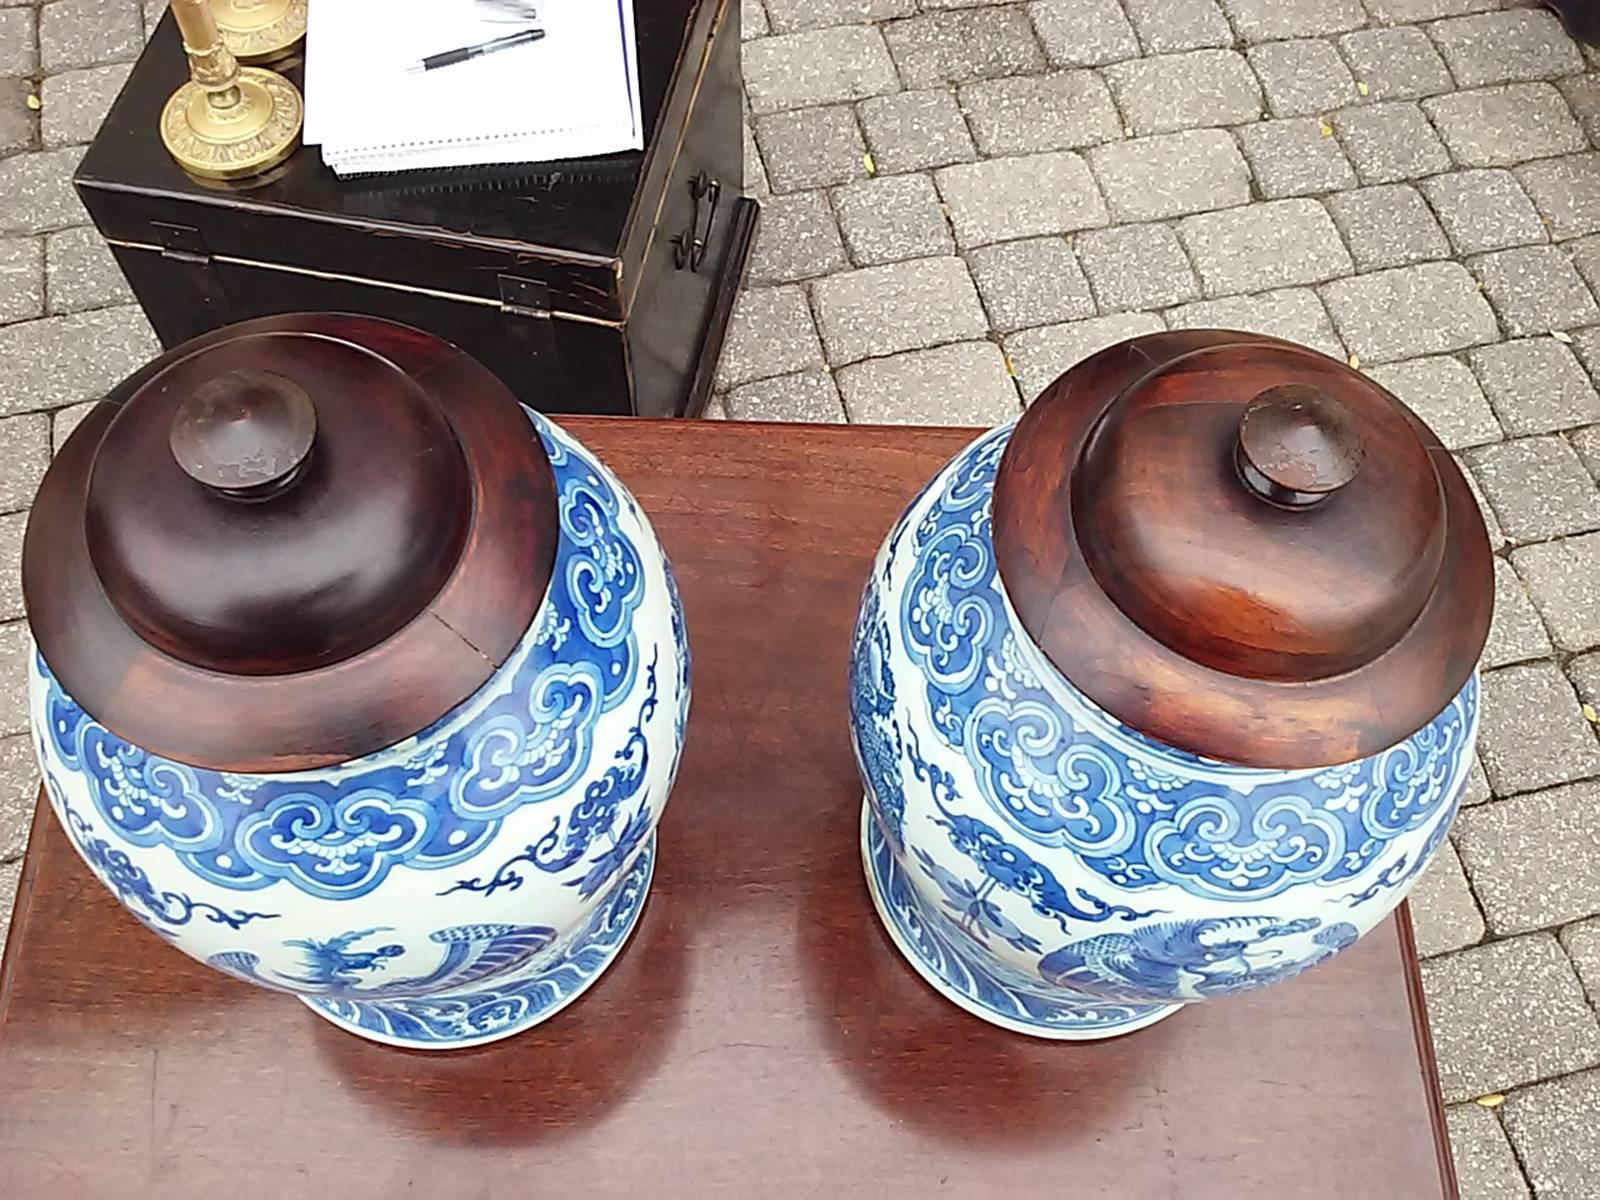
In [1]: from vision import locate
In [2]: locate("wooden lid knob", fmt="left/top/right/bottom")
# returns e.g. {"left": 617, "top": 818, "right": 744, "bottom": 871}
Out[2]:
{"left": 1236, "top": 384, "right": 1364, "bottom": 507}
{"left": 169, "top": 369, "right": 318, "bottom": 500}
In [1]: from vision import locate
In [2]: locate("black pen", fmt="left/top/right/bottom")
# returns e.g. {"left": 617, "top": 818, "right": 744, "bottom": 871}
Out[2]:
{"left": 408, "top": 26, "right": 545, "bottom": 73}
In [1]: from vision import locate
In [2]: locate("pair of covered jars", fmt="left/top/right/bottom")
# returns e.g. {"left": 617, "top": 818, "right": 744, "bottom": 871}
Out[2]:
{"left": 24, "top": 315, "right": 1491, "bottom": 1048}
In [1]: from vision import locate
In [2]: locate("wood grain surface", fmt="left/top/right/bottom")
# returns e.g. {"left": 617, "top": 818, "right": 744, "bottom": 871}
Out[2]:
{"left": 0, "top": 419, "right": 1457, "bottom": 1199}
{"left": 994, "top": 331, "right": 1493, "bottom": 769}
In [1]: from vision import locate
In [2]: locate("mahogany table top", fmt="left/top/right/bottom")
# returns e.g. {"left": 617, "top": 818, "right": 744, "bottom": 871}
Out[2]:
{"left": 0, "top": 419, "right": 1457, "bottom": 1199}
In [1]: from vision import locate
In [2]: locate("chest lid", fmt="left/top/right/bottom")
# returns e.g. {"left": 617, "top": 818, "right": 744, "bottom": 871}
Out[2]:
{"left": 24, "top": 313, "right": 557, "bottom": 773}
{"left": 992, "top": 330, "right": 1494, "bottom": 769}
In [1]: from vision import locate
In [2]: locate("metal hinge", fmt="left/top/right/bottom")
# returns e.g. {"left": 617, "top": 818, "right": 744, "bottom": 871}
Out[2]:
{"left": 498, "top": 274, "right": 557, "bottom": 362}
{"left": 152, "top": 221, "right": 213, "bottom": 264}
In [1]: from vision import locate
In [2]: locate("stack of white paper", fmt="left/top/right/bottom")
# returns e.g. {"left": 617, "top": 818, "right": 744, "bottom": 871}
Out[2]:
{"left": 304, "top": 0, "right": 643, "bottom": 177}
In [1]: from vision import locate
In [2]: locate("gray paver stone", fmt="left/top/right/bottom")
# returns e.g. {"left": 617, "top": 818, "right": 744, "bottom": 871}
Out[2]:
{"left": 1320, "top": 262, "right": 1498, "bottom": 362}
{"left": 39, "top": 0, "right": 144, "bottom": 72}
{"left": 1470, "top": 338, "right": 1600, "bottom": 436}
{"left": 1121, "top": 0, "right": 1230, "bottom": 54}
{"left": 857, "top": 90, "right": 976, "bottom": 176}
{"left": 745, "top": 191, "right": 847, "bottom": 286}
{"left": 743, "top": 0, "right": 768, "bottom": 39}
{"left": 1248, "top": 40, "right": 1358, "bottom": 118}
{"left": 1482, "top": 555, "right": 1554, "bottom": 669}
{"left": 832, "top": 174, "right": 953, "bottom": 267}
{"left": 1420, "top": 169, "right": 1549, "bottom": 254}
{"left": 1515, "top": 153, "right": 1600, "bottom": 241}
{"left": 1513, "top": 532, "right": 1600, "bottom": 652}
{"left": 0, "top": 77, "right": 37, "bottom": 158}
{"left": 0, "top": 621, "right": 29, "bottom": 738}
{"left": 1408, "top": 840, "right": 1486, "bottom": 958}
{"left": 1372, "top": 356, "right": 1499, "bottom": 449}
{"left": 1339, "top": 27, "right": 1454, "bottom": 101}
{"left": 743, "top": 122, "right": 768, "bottom": 199}
{"left": 0, "top": 860, "right": 16, "bottom": 951}
{"left": 1429, "top": 9, "right": 1582, "bottom": 89}
{"left": 1363, "top": 0, "right": 1495, "bottom": 18}
{"left": 1570, "top": 237, "right": 1600, "bottom": 302}
{"left": 0, "top": 7, "right": 35, "bottom": 76}
{"left": 1331, "top": 101, "right": 1451, "bottom": 185}
{"left": 1476, "top": 661, "right": 1600, "bottom": 795}
{"left": 714, "top": 286, "right": 824, "bottom": 389}
{"left": 1473, "top": 245, "right": 1600, "bottom": 337}
{"left": 1235, "top": 119, "right": 1357, "bottom": 199}
{"left": 1027, "top": 0, "right": 1139, "bottom": 68}
{"left": 1459, "top": 448, "right": 1508, "bottom": 550}
{"left": 1569, "top": 650, "right": 1600, "bottom": 713}
{"left": 762, "top": 0, "right": 912, "bottom": 35}
{"left": 883, "top": 9, "right": 1044, "bottom": 89}
{"left": 0, "top": 733, "right": 36, "bottom": 863}
{"left": 756, "top": 107, "right": 869, "bottom": 194}
{"left": 44, "top": 225, "right": 135, "bottom": 314}
{"left": 40, "top": 63, "right": 132, "bottom": 149}
{"left": 1004, "top": 312, "right": 1165, "bottom": 400}
{"left": 1557, "top": 73, "right": 1600, "bottom": 145}
{"left": 1500, "top": 1071, "right": 1600, "bottom": 1197}
{"left": 957, "top": 71, "right": 1121, "bottom": 156}
{"left": 836, "top": 340, "right": 1020, "bottom": 425}
{"left": 936, "top": 151, "right": 1108, "bottom": 248}
{"left": 1562, "top": 916, "right": 1600, "bottom": 1009}
{"left": 0, "top": 413, "right": 50, "bottom": 513}
{"left": 966, "top": 237, "right": 1096, "bottom": 333}
{"left": 742, "top": 27, "right": 900, "bottom": 115}
{"left": 1179, "top": 199, "right": 1352, "bottom": 298}
{"left": 1075, "top": 223, "right": 1197, "bottom": 311}
{"left": 0, "top": 306, "right": 159, "bottom": 417}
{"left": 0, "top": 238, "right": 44, "bottom": 325}
{"left": 50, "top": 399, "right": 99, "bottom": 456}
{"left": 1424, "top": 83, "right": 1587, "bottom": 168}
{"left": 1456, "top": 779, "right": 1600, "bottom": 935}
{"left": 726, "top": 370, "right": 846, "bottom": 422}
{"left": 1164, "top": 287, "right": 1345, "bottom": 359}
{"left": 1460, "top": 754, "right": 1492, "bottom": 807}
{"left": 1421, "top": 932, "right": 1600, "bottom": 1101}
{"left": 1468, "top": 435, "right": 1600, "bottom": 543}
{"left": 0, "top": 511, "right": 22, "bottom": 623}
{"left": 1087, "top": 129, "right": 1252, "bottom": 222}
{"left": 812, "top": 256, "right": 988, "bottom": 363}
{"left": 1572, "top": 421, "right": 1600, "bottom": 481}
{"left": 0, "top": 148, "right": 88, "bottom": 236}
{"left": 1217, "top": 0, "right": 1366, "bottom": 41}
{"left": 1324, "top": 184, "right": 1448, "bottom": 270}
{"left": 1103, "top": 50, "right": 1262, "bottom": 136}
{"left": 1444, "top": 1105, "right": 1532, "bottom": 1200}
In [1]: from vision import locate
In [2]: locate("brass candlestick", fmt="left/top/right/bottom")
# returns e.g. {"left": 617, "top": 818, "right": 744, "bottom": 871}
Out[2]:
{"left": 160, "top": 0, "right": 302, "bottom": 180}
{"left": 212, "top": 0, "right": 308, "bottom": 65}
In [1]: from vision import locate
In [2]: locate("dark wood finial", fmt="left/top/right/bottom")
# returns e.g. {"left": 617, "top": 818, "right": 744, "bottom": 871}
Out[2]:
{"left": 169, "top": 368, "right": 318, "bottom": 500}
{"left": 1235, "top": 384, "right": 1364, "bottom": 508}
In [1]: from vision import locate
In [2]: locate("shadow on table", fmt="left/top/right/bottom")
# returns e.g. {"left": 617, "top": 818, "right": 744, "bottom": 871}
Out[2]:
{"left": 796, "top": 800, "right": 1156, "bottom": 1150}
{"left": 308, "top": 884, "right": 689, "bottom": 1148}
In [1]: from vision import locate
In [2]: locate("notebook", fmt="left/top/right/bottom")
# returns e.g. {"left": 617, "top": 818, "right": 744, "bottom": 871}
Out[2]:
{"left": 304, "top": 0, "right": 643, "bottom": 177}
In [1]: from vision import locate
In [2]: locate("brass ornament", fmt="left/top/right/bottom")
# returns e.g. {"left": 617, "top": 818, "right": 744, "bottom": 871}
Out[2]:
{"left": 211, "top": 0, "right": 308, "bottom": 65}
{"left": 160, "top": 0, "right": 302, "bottom": 180}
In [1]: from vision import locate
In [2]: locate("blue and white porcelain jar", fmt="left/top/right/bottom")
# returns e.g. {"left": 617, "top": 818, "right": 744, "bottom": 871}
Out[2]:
{"left": 24, "top": 315, "right": 689, "bottom": 1050}
{"left": 850, "top": 331, "right": 1493, "bottom": 1039}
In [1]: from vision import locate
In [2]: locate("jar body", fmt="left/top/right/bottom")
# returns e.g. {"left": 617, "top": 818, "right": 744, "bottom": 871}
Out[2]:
{"left": 850, "top": 424, "right": 1477, "bottom": 1039}
{"left": 31, "top": 412, "right": 690, "bottom": 1049}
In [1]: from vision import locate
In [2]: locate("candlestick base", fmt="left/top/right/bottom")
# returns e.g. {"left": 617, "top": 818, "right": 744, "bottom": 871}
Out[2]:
{"left": 212, "top": 0, "right": 308, "bottom": 64}
{"left": 160, "top": 68, "right": 302, "bottom": 180}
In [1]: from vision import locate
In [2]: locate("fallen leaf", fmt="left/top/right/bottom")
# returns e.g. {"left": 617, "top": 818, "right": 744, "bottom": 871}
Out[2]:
{"left": 25, "top": 94, "right": 40, "bottom": 110}
{"left": 1552, "top": 329, "right": 1574, "bottom": 343}
{"left": 1348, "top": 354, "right": 1361, "bottom": 369}
{"left": 1319, "top": 119, "right": 1333, "bottom": 137}
{"left": 1356, "top": 80, "right": 1370, "bottom": 97}
{"left": 1475, "top": 1094, "right": 1506, "bottom": 1109}
{"left": 1583, "top": 703, "right": 1598, "bottom": 724}
{"left": 863, "top": 151, "right": 876, "bottom": 175}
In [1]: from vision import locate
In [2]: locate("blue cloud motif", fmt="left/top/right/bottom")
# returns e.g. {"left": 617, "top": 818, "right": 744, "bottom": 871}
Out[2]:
{"left": 901, "top": 521, "right": 994, "bottom": 694}
{"left": 34, "top": 412, "right": 660, "bottom": 903}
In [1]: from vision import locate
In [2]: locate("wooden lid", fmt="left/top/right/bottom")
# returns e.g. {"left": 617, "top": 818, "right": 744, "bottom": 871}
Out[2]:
{"left": 24, "top": 313, "right": 557, "bottom": 772}
{"left": 992, "top": 330, "right": 1494, "bottom": 769}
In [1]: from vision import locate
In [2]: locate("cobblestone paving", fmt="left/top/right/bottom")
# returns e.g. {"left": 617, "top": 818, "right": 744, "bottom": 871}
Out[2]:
{"left": 3, "top": 1, "right": 1600, "bottom": 1192}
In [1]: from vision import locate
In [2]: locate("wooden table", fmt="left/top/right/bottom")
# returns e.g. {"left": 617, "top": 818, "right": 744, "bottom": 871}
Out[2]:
{"left": 0, "top": 420, "right": 1458, "bottom": 1199}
